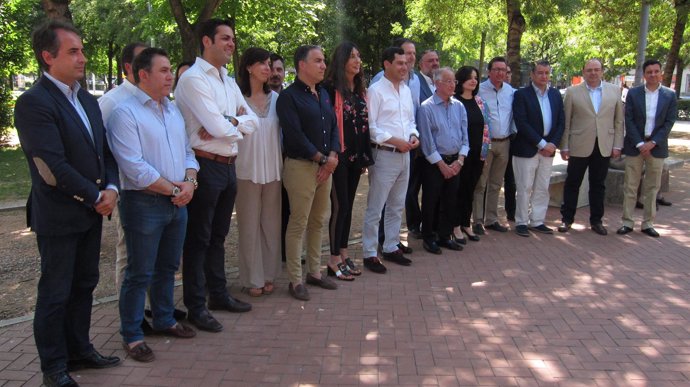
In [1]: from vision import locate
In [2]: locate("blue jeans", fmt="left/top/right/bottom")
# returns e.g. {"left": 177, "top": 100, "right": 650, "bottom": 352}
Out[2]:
{"left": 119, "top": 191, "right": 187, "bottom": 344}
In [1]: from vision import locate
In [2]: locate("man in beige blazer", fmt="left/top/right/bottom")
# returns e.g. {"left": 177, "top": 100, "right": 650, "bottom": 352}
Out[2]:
{"left": 558, "top": 59, "right": 623, "bottom": 235}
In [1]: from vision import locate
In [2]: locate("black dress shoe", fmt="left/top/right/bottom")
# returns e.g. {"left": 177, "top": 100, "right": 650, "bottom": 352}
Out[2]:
{"left": 43, "top": 371, "right": 79, "bottom": 387}
{"left": 472, "top": 223, "right": 485, "bottom": 235}
{"left": 381, "top": 249, "right": 412, "bottom": 266}
{"left": 616, "top": 226, "right": 633, "bottom": 235}
{"left": 453, "top": 235, "right": 467, "bottom": 245}
{"left": 397, "top": 242, "right": 413, "bottom": 254}
{"left": 657, "top": 197, "right": 672, "bottom": 206}
{"left": 591, "top": 223, "right": 608, "bottom": 236}
{"left": 67, "top": 350, "right": 121, "bottom": 371}
{"left": 460, "top": 227, "right": 479, "bottom": 242}
{"left": 208, "top": 296, "right": 252, "bottom": 313}
{"left": 422, "top": 239, "right": 441, "bottom": 254}
{"left": 486, "top": 222, "right": 508, "bottom": 232}
{"left": 363, "top": 257, "right": 387, "bottom": 273}
{"left": 437, "top": 238, "right": 463, "bottom": 251}
{"left": 641, "top": 227, "right": 660, "bottom": 237}
{"left": 188, "top": 310, "right": 223, "bottom": 332}
{"left": 557, "top": 222, "right": 572, "bottom": 233}
{"left": 515, "top": 225, "right": 530, "bottom": 237}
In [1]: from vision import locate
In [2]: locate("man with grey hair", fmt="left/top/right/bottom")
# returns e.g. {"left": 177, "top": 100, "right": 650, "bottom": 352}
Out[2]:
{"left": 417, "top": 67, "right": 469, "bottom": 254}
{"left": 512, "top": 60, "right": 565, "bottom": 237}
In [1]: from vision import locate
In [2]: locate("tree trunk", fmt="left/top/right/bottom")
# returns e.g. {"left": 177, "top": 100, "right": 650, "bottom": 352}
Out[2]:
{"left": 675, "top": 58, "right": 684, "bottom": 97}
{"left": 664, "top": 0, "right": 689, "bottom": 87}
{"left": 168, "top": 0, "right": 224, "bottom": 62}
{"left": 505, "top": 0, "right": 526, "bottom": 87}
{"left": 479, "top": 30, "right": 487, "bottom": 80}
{"left": 106, "top": 41, "right": 115, "bottom": 90}
{"left": 41, "top": 0, "right": 72, "bottom": 21}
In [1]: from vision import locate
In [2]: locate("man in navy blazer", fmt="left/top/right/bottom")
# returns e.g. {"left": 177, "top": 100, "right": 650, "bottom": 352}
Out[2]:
{"left": 511, "top": 60, "right": 565, "bottom": 237}
{"left": 14, "top": 21, "right": 120, "bottom": 387}
{"left": 617, "top": 59, "right": 677, "bottom": 237}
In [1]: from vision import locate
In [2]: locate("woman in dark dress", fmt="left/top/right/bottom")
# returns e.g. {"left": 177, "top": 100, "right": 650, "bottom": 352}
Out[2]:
{"left": 324, "top": 42, "right": 373, "bottom": 280}
{"left": 454, "top": 66, "right": 490, "bottom": 243}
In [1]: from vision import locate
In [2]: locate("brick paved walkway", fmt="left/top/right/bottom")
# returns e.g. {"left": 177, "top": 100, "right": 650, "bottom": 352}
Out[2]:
{"left": 1, "top": 165, "right": 689, "bottom": 387}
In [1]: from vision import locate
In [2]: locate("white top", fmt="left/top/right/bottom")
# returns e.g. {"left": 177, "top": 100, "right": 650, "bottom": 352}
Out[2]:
{"left": 236, "top": 91, "right": 282, "bottom": 184}
{"left": 367, "top": 75, "right": 419, "bottom": 146}
{"left": 99, "top": 79, "right": 139, "bottom": 125}
{"left": 644, "top": 86, "right": 659, "bottom": 137}
{"left": 478, "top": 79, "right": 515, "bottom": 139}
{"left": 174, "top": 57, "right": 258, "bottom": 156}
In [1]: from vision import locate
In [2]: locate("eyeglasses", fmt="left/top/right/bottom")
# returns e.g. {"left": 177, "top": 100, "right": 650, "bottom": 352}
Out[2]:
{"left": 439, "top": 79, "right": 458, "bottom": 85}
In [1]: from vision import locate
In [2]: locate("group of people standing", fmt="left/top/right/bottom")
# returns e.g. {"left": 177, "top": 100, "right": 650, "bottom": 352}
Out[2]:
{"left": 15, "top": 17, "right": 676, "bottom": 387}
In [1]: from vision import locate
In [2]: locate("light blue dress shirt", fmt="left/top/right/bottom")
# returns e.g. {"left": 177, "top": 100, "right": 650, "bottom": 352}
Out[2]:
{"left": 477, "top": 79, "right": 515, "bottom": 139}
{"left": 417, "top": 93, "right": 470, "bottom": 164}
{"left": 586, "top": 81, "right": 602, "bottom": 114}
{"left": 107, "top": 88, "right": 199, "bottom": 190}
{"left": 43, "top": 72, "right": 93, "bottom": 142}
{"left": 532, "top": 83, "right": 552, "bottom": 149}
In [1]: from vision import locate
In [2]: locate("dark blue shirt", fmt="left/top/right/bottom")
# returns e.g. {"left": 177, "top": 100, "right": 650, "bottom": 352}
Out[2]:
{"left": 277, "top": 77, "right": 340, "bottom": 160}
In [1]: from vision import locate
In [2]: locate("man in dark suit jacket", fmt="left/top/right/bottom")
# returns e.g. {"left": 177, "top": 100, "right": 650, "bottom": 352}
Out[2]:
{"left": 14, "top": 21, "right": 120, "bottom": 387}
{"left": 617, "top": 59, "right": 677, "bottom": 238}
{"left": 511, "top": 60, "right": 565, "bottom": 237}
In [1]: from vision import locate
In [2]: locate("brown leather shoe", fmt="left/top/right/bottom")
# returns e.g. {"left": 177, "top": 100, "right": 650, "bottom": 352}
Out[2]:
{"left": 289, "top": 282, "right": 310, "bottom": 301}
{"left": 122, "top": 341, "right": 155, "bottom": 363}
{"left": 305, "top": 273, "right": 338, "bottom": 290}
{"left": 155, "top": 322, "right": 196, "bottom": 338}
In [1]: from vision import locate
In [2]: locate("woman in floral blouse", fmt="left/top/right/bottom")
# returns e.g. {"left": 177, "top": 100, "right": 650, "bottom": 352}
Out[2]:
{"left": 324, "top": 41, "right": 373, "bottom": 281}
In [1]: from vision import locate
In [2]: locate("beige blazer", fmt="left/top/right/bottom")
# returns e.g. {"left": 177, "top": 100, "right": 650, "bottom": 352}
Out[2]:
{"left": 561, "top": 82, "right": 624, "bottom": 157}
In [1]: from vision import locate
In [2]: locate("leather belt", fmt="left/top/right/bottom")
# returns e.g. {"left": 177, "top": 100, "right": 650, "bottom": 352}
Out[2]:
{"left": 491, "top": 137, "right": 510, "bottom": 142}
{"left": 440, "top": 154, "right": 459, "bottom": 163}
{"left": 194, "top": 149, "right": 236, "bottom": 164}
{"left": 128, "top": 189, "right": 169, "bottom": 197}
{"left": 371, "top": 143, "right": 401, "bottom": 153}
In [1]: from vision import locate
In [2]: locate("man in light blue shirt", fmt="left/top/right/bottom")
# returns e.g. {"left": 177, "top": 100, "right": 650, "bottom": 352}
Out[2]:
{"left": 474, "top": 57, "right": 516, "bottom": 235}
{"left": 417, "top": 68, "right": 469, "bottom": 254}
{"left": 108, "top": 48, "right": 200, "bottom": 362}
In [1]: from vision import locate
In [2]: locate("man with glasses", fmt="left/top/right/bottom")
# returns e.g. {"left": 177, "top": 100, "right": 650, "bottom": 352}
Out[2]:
{"left": 417, "top": 68, "right": 469, "bottom": 254}
{"left": 474, "top": 57, "right": 515, "bottom": 234}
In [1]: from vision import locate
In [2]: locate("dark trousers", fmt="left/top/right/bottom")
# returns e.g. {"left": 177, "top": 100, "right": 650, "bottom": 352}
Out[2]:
{"left": 329, "top": 161, "right": 362, "bottom": 256}
{"left": 34, "top": 220, "right": 102, "bottom": 375}
{"left": 504, "top": 156, "right": 516, "bottom": 219}
{"left": 560, "top": 144, "right": 611, "bottom": 225}
{"left": 183, "top": 157, "right": 236, "bottom": 316}
{"left": 457, "top": 155, "right": 484, "bottom": 227}
{"left": 421, "top": 158, "right": 460, "bottom": 240}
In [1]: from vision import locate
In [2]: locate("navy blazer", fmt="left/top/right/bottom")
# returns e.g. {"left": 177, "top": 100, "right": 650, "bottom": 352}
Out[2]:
{"left": 623, "top": 84, "right": 677, "bottom": 158}
{"left": 512, "top": 85, "right": 565, "bottom": 158}
{"left": 14, "top": 76, "right": 119, "bottom": 236}
{"left": 417, "top": 70, "right": 433, "bottom": 103}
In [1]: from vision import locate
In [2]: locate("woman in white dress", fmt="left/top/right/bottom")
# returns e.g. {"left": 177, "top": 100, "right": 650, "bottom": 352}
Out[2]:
{"left": 235, "top": 47, "right": 283, "bottom": 297}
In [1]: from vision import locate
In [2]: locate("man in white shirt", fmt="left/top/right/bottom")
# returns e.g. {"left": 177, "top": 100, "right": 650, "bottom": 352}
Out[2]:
{"left": 474, "top": 57, "right": 515, "bottom": 234}
{"left": 108, "top": 47, "right": 199, "bottom": 362}
{"left": 361, "top": 47, "right": 420, "bottom": 273}
{"left": 174, "top": 19, "right": 258, "bottom": 333}
{"left": 617, "top": 59, "right": 677, "bottom": 238}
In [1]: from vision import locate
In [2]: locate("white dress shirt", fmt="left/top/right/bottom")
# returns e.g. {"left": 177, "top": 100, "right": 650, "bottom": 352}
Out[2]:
{"left": 107, "top": 88, "right": 199, "bottom": 190}
{"left": 99, "top": 79, "right": 139, "bottom": 125}
{"left": 174, "top": 57, "right": 258, "bottom": 157}
{"left": 644, "top": 86, "right": 659, "bottom": 138}
{"left": 585, "top": 81, "right": 603, "bottom": 114}
{"left": 367, "top": 75, "right": 419, "bottom": 146}
{"left": 43, "top": 72, "right": 93, "bottom": 141}
{"left": 236, "top": 91, "right": 282, "bottom": 184}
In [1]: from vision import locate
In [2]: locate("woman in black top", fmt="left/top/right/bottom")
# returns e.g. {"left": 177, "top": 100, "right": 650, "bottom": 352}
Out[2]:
{"left": 454, "top": 66, "right": 490, "bottom": 242}
{"left": 324, "top": 41, "right": 373, "bottom": 280}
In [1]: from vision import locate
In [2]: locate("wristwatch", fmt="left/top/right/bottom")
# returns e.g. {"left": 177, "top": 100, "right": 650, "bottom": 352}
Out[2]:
{"left": 184, "top": 176, "right": 198, "bottom": 190}
{"left": 171, "top": 186, "right": 181, "bottom": 197}
{"left": 318, "top": 155, "right": 328, "bottom": 166}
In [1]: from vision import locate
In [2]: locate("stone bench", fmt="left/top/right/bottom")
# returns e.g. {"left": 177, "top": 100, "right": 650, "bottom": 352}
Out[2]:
{"left": 548, "top": 158, "right": 685, "bottom": 207}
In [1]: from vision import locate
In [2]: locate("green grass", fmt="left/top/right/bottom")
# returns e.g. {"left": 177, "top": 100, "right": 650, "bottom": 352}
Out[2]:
{"left": 0, "top": 146, "right": 30, "bottom": 202}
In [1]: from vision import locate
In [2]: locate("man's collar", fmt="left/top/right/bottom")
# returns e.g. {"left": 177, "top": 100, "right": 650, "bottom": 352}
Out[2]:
{"left": 585, "top": 80, "right": 603, "bottom": 91}
{"left": 195, "top": 57, "right": 227, "bottom": 77}
{"left": 645, "top": 84, "right": 660, "bottom": 93}
{"left": 43, "top": 72, "right": 81, "bottom": 97}
{"left": 133, "top": 86, "right": 170, "bottom": 109}
{"left": 532, "top": 82, "right": 548, "bottom": 96}
{"left": 432, "top": 92, "right": 454, "bottom": 105}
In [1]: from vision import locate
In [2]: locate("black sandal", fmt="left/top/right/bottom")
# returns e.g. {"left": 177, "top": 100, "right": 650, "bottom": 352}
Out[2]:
{"left": 327, "top": 262, "right": 355, "bottom": 281}
{"left": 344, "top": 258, "right": 362, "bottom": 276}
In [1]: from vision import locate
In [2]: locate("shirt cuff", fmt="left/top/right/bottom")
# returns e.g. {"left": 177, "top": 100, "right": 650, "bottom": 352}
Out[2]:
{"left": 459, "top": 146, "right": 469, "bottom": 157}
{"left": 636, "top": 142, "right": 644, "bottom": 149}
{"left": 426, "top": 152, "right": 442, "bottom": 164}
{"left": 537, "top": 139, "right": 547, "bottom": 149}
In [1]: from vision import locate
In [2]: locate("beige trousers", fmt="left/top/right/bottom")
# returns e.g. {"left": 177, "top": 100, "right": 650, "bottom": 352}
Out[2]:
{"left": 236, "top": 179, "right": 282, "bottom": 289}
{"left": 622, "top": 155, "right": 664, "bottom": 229}
{"left": 473, "top": 139, "right": 510, "bottom": 225}
{"left": 282, "top": 158, "right": 332, "bottom": 285}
